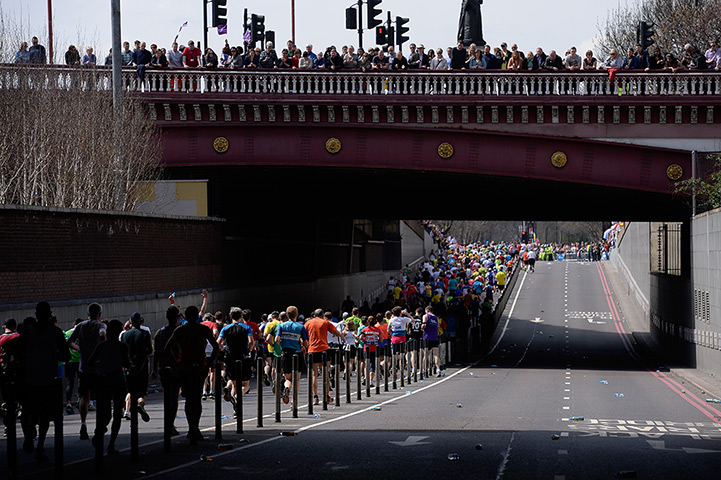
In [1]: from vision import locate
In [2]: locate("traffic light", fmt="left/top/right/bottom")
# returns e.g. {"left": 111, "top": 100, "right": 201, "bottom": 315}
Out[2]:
{"left": 395, "top": 16, "right": 410, "bottom": 47}
{"left": 211, "top": 0, "right": 228, "bottom": 27}
{"left": 251, "top": 14, "right": 265, "bottom": 45}
{"left": 346, "top": 7, "right": 357, "bottom": 30}
{"left": 521, "top": 231, "right": 528, "bottom": 243}
{"left": 367, "top": 0, "right": 383, "bottom": 29}
{"left": 638, "top": 21, "right": 655, "bottom": 50}
{"left": 375, "top": 25, "right": 387, "bottom": 45}
{"left": 265, "top": 30, "right": 275, "bottom": 48}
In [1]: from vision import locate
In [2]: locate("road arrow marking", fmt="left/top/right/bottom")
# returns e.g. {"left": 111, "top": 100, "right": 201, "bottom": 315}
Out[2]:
{"left": 648, "top": 440, "right": 720, "bottom": 454}
{"left": 389, "top": 435, "right": 431, "bottom": 447}
{"left": 531, "top": 317, "right": 544, "bottom": 323}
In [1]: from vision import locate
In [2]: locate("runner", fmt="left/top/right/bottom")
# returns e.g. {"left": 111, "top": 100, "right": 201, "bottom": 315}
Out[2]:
{"left": 67, "top": 302, "right": 107, "bottom": 440}
{"left": 274, "top": 306, "right": 308, "bottom": 404}
{"left": 387, "top": 306, "right": 412, "bottom": 380}
{"left": 408, "top": 307, "right": 424, "bottom": 375}
{"left": 422, "top": 305, "right": 442, "bottom": 377}
{"left": 121, "top": 312, "right": 153, "bottom": 422}
{"left": 164, "top": 305, "right": 219, "bottom": 445}
{"left": 263, "top": 312, "right": 282, "bottom": 393}
{"left": 199, "top": 313, "right": 220, "bottom": 400}
{"left": 359, "top": 316, "right": 380, "bottom": 387}
{"left": 341, "top": 317, "right": 358, "bottom": 379}
{"left": 527, "top": 248, "right": 536, "bottom": 273}
{"left": 218, "top": 307, "right": 254, "bottom": 417}
{"left": 152, "top": 305, "right": 182, "bottom": 436}
{"left": 304, "top": 309, "right": 342, "bottom": 405}
{"left": 62, "top": 318, "right": 82, "bottom": 414}
{"left": 325, "top": 311, "right": 342, "bottom": 390}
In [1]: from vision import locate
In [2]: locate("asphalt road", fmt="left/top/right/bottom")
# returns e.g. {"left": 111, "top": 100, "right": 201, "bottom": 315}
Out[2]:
{"left": 4, "top": 261, "right": 721, "bottom": 479}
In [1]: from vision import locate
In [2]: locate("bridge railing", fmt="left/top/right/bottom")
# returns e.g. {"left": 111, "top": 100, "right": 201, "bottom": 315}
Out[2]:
{"left": 1, "top": 64, "right": 721, "bottom": 97}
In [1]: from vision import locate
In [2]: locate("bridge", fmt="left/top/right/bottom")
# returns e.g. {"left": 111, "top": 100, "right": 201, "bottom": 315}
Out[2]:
{"left": 4, "top": 65, "right": 721, "bottom": 219}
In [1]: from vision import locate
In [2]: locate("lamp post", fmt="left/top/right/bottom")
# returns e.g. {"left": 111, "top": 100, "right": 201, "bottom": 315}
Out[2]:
{"left": 47, "top": 0, "right": 53, "bottom": 63}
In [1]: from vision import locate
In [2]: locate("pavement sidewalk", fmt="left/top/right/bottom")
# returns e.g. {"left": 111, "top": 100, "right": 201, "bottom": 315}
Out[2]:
{"left": 602, "top": 259, "right": 721, "bottom": 403}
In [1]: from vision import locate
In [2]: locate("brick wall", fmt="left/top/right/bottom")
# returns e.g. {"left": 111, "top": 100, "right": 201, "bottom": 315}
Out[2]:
{"left": 0, "top": 205, "right": 225, "bottom": 304}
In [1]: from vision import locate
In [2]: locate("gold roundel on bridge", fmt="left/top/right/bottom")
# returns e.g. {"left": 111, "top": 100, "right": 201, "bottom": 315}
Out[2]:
{"left": 437, "top": 142, "right": 454, "bottom": 159}
{"left": 326, "top": 137, "right": 342, "bottom": 154}
{"left": 551, "top": 151, "right": 568, "bottom": 168}
{"left": 666, "top": 164, "right": 684, "bottom": 181}
{"left": 213, "top": 136, "right": 229, "bottom": 154}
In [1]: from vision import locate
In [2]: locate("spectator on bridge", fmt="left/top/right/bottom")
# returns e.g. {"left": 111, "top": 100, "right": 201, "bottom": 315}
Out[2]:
{"left": 151, "top": 48, "right": 168, "bottom": 69}
{"left": 706, "top": 40, "right": 721, "bottom": 69}
{"left": 431, "top": 49, "right": 448, "bottom": 70}
{"left": 277, "top": 49, "right": 292, "bottom": 69}
{"left": 564, "top": 47, "right": 582, "bottom": 71}
{"left": 28, "top": 36, "right": 46, "bottom": 64}
{"left": 392, "top": 50, "right": 409, "bottom": 70}
{"left": 65, "top": 45, "right": 80, "bottom": 65}
{"left": 132, "top": 42, "right": 152, "bottom": 81}
{"left": 662, "top": 53, "right": 681, "bottom": 72}
{"left": 15, "top": 42, "right": 30, "bottom": 64}
{"left": 469, "top": 49, "right": 485, "bottom": 69}
{"left": 507, "top": 49, "right": 523, "bottom": 70}
{"left": 689, "top": 47, "right": 709, "bottom": 70}
{"left": 103, "top": 48, "right": 113, "bottom": 65}
{"left": 542, "top": 50, "right": 564, "bottom": 71}
{"left": 120, "top": 41, "right": 133, "bottom": 66}
{"left": 534, "top": 48, "right": 548, "bottom": 71}
{"left": 646, "top": 48, "right": 664, "bottom": 70}
{"left": 481, "top": 45, "right": 495, "bottom": 69}
{"left": 450, "top": 41, "right": 467, "bottom": 70}
{"left": 583, "top": 50, "right": 598, "bottom": 70}
{"left": 358, "top": 51, "right": 373, "bottom": 71}
{"left": 523, "top": 51, "right": 536, "bottom": 70}
{"left": 259, "top": 42, "right": 278, "bottom": 69}
{"left": 602, "top": 49, "right": 624, "bottom": 70}
{"left": 167, "top": 42, "right": 183, "bottom": 68}
{"left": 299, "top": 50, "right": 313, "bottom": 69}
{"left": 499, "top": 42, "right": 512, "bottom": 68}
{"left": 325, "top": 48, "right": 344, "bottom": 71}
{"left": 305, "top": 44, "right": 318, "bottom": 68}
{"left": 343, "top": 45, "right": 359, "bottom": 69}
{"left": 203, "top": 48, "right": 219, "bottom": 69}
{"left": 372, "top": 49, "right": 389, "bottom": 70}
{"left": 223, "top": 46, "right": 243, "bottom": 68}
{"left": 182, "top": 40, "right": 201, "bottom": 69}
{"left": 244, "top": 48, "right": 260, "bottom": 68}
{"left": 82, "top": 46, "right": 96, "bottom": 66}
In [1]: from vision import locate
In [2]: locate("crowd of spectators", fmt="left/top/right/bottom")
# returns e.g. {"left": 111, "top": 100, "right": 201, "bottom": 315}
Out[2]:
{"left": 12, "top": 34, "right": 721, "bottom": 74}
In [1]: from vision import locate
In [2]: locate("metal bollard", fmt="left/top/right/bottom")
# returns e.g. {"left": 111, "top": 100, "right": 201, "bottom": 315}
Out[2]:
{"left": 322, "top": 351, "right": 328, "bottom": 411}
{"left": 407, "top": 342, "right": 412, "bottom": 385}
{"left": 365, "top": 346, "right": 371, "bottom": 398}
{"left": 400, "top": 346, "right": 405, "bottom": 388}
{"left": 257, "top": 356, "right": 264, "bottom": 427}
{"left": 292, "top": 354, "right": 299, "bottom": 419}
{"left": 215, "top": 361, "right": 222, "bottom": 440}
{"left": 345, "top": 349, "right": 351, "bottom": 404}
{"left": 54, "top": 378, "right": 64, "bottom": 480}
{"left": 160, "top": 367, "right": 172, "bottom": 453}
{"left": 375, "top": 348, "right": 380, "bottom": 395}
{"left": 236, "top": 359, "right": 244, "bottom": 434}
{"left": 356, "top": 347, "right": 362, "bottom": 401}
{"left": 384, "top": 344, "right": 389, "bottom": 392}
{"left": 95, "top": 374, "right": 105, "bottom": 472}
{"left": 335, "top": 349, "right": 341, "bottom": 407}
{"left": 392, "top": 344, "right": 397, "bottom": 390}
{"left": 413, "top": 339, "right": 419, "bottom": 383}
{"left": 130, "top": 371, "right": 139, "bottom": 461}
{"left": 6, "top": 378, "right": 17, "bottom": 480}
{"left": 307, "top": 353, "right": 314, "bottom": 416}
{"left": 274, "top": 356, "right": 282, "bottom": 424}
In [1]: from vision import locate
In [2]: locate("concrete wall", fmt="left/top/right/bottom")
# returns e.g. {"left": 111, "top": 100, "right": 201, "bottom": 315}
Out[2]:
{"left": 613, "top": 212, "right": 721, "bottom": 375}
{"left": 401, "top": 221, "right": 426, "bottom": 269}
{"left": 690, "top": 208, "right": 721, "bottom": 374}
{"left": 611, "top": 222, "right": 651, "bottom": 318}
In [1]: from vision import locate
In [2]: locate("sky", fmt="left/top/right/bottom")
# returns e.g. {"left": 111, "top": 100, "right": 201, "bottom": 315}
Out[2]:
{"left": 4, "top": 0, "right": 628, "bottom": 60}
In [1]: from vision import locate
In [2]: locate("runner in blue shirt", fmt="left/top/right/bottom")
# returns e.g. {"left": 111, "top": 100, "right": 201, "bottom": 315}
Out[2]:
{"left": 422, "top": 305, "right": 442, "bottom": 377}
{"left": 274, "top": 306, "right": 308, "bottom": 404}
{"left": 218, "top": 307, "right": 254, "bottom": 414}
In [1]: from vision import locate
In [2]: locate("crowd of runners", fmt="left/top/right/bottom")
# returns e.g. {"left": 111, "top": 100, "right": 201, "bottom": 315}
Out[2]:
{"left": 0, "top": 221, "right": 610, "bottom": 461}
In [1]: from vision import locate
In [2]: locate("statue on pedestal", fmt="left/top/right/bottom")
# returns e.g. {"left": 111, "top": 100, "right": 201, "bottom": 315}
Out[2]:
{"left": 457, "top": 0, "right": 485, "bottom": 47}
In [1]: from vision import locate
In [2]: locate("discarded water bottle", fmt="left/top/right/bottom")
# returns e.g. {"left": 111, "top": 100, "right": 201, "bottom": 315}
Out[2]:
{"left": 371, "top": 406, "right": 382, "bottom": 411}
{"left": 570, "top": 416, "right": 584, "bottom": 421}
{"left": 312, "top": 414, "right": 321, "bottom": 419}
{"left": 279, "top": 431, "right": 298, "bottom": 436}
{"left": 200, "top": 455, "right": 214, "bottom": 462}
{"left": 406, "top": 390, "right": 413, "bottom": 395}
{"left": 475, "top": 444, "right": 483, "bottom": 450}
{"left": 551, "top": 434, "right": 560, "bottom": 440}
{"left": 447, "top": 453, "right": 460, "bottom": 461}
{"left": 456, "top": 403, "right": 463, "bottom": 408}
{"left": 613, "top": 393, "right": 624, "bottom": 398}
{"left": 600, "top": 380, "right": 608, "bottom": 384}
{"left": 469, "top": 372, "right": 474, "bottom": 376}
